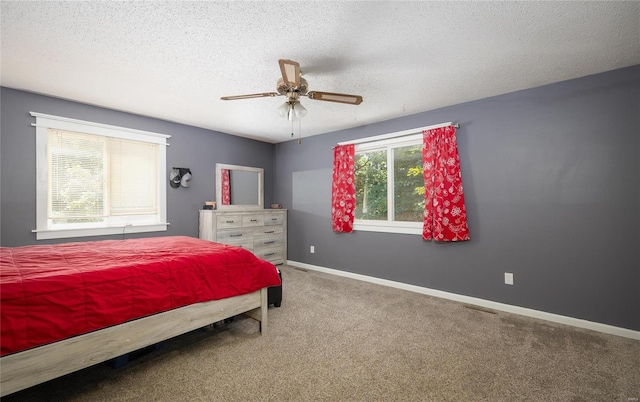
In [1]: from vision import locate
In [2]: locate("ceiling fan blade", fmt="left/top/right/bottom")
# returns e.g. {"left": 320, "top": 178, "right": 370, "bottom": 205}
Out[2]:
{"left": 279, "top": 59, "right": 300, "bottom": 87}
{"left": 307, "top": 91, "right": 363, "bottom": 105}
{"left": 220, "top": 92, "right": 279, "bottom": 100}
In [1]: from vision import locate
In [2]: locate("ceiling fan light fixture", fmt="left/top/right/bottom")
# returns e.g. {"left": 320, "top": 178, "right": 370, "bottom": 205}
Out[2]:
{"left": 286, "top": 104, "right": 301, "bottom": 122}
{"left": 277, "top": 101, "right": 290, "bottom": 118}
{"left": 294, "top": 101, "right": 308, "bottom": 119}
{"left": 278, "top": 101, "right": 307, "bottom": 121}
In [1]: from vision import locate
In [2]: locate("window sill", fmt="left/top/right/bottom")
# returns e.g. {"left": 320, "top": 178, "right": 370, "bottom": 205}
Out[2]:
{"left": 353, "top": 221, "right": 422, "bottom": 235}
{"left": 33, "top": 223, "right": 169, "bottom": 240}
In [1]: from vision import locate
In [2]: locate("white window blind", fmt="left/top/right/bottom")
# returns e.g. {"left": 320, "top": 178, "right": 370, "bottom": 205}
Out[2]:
{"left": 108, "top": 138, "right": 158, "bottom": 216}
{"left": 47, "top": 129, "right": 160, "bottom": 222}
{"left": 48, "top": 130, "right": 105, "bottom": 222}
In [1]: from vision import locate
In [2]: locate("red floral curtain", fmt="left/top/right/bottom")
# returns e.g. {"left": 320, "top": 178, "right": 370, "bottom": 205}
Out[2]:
{"left": 221, "top": 168, "right": 231, "bottom": 205}
{"left": 422, "top": 126, "right": 470, "bottom": 241}
{"left": 331, "top": 144, "right": 356, "bottom": 233}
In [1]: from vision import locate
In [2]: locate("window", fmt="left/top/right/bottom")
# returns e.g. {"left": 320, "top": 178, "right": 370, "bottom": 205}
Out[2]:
{"left": 32, "top": 112, "right": 169, "bottom": 240}
{"left": 354, "top": 133, "right": 424, "bottom": 235}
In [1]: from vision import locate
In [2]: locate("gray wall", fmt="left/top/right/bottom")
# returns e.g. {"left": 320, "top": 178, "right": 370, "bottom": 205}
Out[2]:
{"left": 0, "top": 88, "right": 275, "bottom": 246}
{"left": 275, "top": 66, "right": 640, "bottom": 331}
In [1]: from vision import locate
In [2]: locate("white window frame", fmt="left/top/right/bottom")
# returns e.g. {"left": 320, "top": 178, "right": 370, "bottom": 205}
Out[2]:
{"left": 31, "top": 112, "right": 170, "bottom": 240}
{"left": 354, "top": 133, "right": 424, "bottom": 235}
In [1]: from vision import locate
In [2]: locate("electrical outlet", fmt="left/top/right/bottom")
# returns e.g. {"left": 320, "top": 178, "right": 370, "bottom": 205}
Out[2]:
{"left": 504, "top": 273, "right": 514, "bottom": 285}
{"left": 310, "top": 246, "right": 315, "bottom": 254}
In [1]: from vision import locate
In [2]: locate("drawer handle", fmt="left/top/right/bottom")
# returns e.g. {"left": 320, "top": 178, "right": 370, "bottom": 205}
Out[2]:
{"left": 264, "top": 230, "right": 275, "bottom": 234}
{"left": 264, "top": 253, "right": 275, "bottom": 256}
{"left": 226, "top": 220, "right": 235, "bottom": 223}
{"left": 264, "top": 241, "right": 275, "bottom": 244}
{"left": 271, "top": 218, "right": 278, "bottom": 221}
{"left": 230, "top": 234, "right": 243, "bottom": 238}
{"left": 250, "top": 219, "right": 258, "bottom": 222}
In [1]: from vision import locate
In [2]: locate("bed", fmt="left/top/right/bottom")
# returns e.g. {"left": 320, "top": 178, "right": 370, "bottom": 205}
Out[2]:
{"left": 0, "top": 236, "right": 281, "bottom": 396}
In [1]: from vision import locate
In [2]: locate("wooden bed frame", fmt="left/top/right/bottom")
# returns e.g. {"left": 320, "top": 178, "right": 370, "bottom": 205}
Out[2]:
{"left": 0, "top": 287, "right": 269, "bottom": 397}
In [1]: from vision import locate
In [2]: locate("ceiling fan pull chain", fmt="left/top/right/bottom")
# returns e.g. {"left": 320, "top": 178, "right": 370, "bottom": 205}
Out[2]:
{"left": 298, "top": 119, "right": 302, "bottom": 144}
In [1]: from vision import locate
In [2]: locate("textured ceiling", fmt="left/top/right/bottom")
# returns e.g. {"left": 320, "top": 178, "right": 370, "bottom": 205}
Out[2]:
{"left": 2, "top": 1, "right": 639, "bottom": 143}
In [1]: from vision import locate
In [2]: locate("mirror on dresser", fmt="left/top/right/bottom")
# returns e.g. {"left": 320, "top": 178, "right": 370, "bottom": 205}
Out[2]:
{"left": 215, "top": 163, "right": 264, "bottom": 210}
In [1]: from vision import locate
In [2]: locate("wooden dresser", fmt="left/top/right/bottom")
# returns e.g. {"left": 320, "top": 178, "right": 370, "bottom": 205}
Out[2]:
{"left": 199, "top": 209, "right": 287, "bottom": 266}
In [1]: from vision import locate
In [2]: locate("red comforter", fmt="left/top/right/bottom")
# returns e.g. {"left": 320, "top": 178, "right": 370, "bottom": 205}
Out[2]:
{"left": 0, "top": 236, "right": 281, "bottom": 356}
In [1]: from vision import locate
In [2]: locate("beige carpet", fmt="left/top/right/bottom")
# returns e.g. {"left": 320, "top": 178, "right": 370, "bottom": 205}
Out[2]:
{"left": 5, "top": 265, "right": 639, "bottom": 401}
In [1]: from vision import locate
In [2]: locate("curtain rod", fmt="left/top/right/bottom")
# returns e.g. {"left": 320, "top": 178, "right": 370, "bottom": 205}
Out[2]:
{"left": 336, "top": 122, "right": 459, "bottom": 146}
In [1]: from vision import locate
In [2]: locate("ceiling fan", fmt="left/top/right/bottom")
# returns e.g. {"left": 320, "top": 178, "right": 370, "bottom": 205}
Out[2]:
{"left": 221, "top": 59, "right": 363, "bottom": 121}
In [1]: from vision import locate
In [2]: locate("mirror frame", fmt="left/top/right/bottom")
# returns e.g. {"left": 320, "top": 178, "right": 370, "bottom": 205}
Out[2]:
{"left": 215, "top": 163, "right": 264, "bottom": 210}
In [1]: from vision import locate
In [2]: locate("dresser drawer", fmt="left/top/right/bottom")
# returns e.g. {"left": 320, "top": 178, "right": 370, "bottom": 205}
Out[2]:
{"left": 254, "top": 246, "right": 283, "bottom": 263}
{"left": 242, "top": 214, "right": 264, "bottom": 227}
{"left": 264, "top": 213, "right": 284, "bottom": 226}
{"left": 216, "top": 229, "right": 253, "bottom": 242}
{"left": 216, "top": 215, "right": 243, "bottom": 229}
{"left": 253, "top": 235, "right": 283, "bottom": 249}
{"left": 253, "top": 226, "right": 284, "bottom": 237}
{"left": 222, "top": 238, "right": 254, "bottom": 251}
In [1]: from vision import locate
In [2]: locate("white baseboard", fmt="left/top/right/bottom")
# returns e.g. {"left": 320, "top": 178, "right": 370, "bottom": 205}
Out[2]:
{"left": 287, "top": 260, "right": 640, "bottom": 341}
